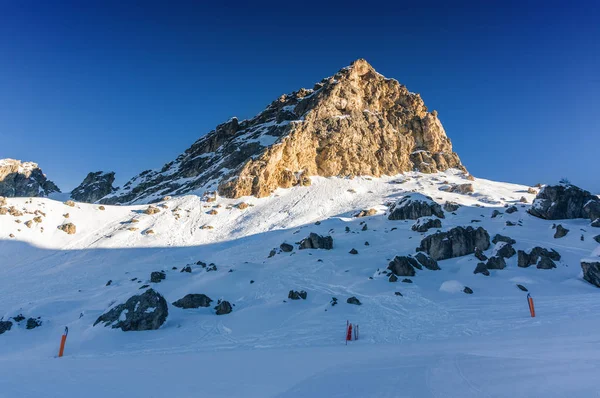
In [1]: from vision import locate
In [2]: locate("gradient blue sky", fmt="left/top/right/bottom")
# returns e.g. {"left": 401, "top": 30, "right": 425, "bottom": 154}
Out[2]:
{"left": 1, "top": 1, "right": 598, "bottom": 192}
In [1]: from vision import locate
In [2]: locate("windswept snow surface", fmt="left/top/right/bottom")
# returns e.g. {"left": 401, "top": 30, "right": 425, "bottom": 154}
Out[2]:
{"left": 1, "top": 170, "right": 599, "bottom": 397}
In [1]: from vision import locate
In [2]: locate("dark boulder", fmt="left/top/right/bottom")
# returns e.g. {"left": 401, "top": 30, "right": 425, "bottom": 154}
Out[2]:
{"left": 215, "top": 300, "right": 233, "bottom": 315}
{"left": 494, "top": 242, "right": 516, "bottom": 259}
{"left": 389, "top": 274, "right": 398, "bottom": 282}
{"left": 0, "top": 321, "right": 12, "bottom": 335}
{"left": 299, "top": 233, "right": 333, "bottom": 250}
{"left": 463, "top": 286, "right": 474, "bottom": 294}
{"left": 180, "top": 266, "right": 192, "bottom": 273}
{"left": 288, "top": 290, "right": 308, "bottom": 300}
{"left": 492, "top": 234, "right": 516, "bottom": 245}
{"left": 346, "top": 296, "right": 362, "bottom": 305}
{"left": 411, "top": 217, "right": 442, "bottom": 232}
{"left": 388, "top": 194, "right": 444, "bottom": 220}
{"left": 402, "top": 278, "right": 413, "bottom": 283}
{"left": 506, "top": 206, "right": 518, "bottom": 214}
{"left": 349, "top": 248, "right": 359, "bottom": 255}
{"left": 581, "top": 260, "right": 600, "bottom": 288}
{"left": 417, "top": 226, "right": 490, "bottom": 261}
{"left": 554, "top": 224, "right": 569, "bottom": 238}
{"left": 516, "top": 284, "right": 528, "bottom": 292}
{"left": 26, "top": 318, "right": 42, "bottom": 330}
{"left": 387, "top": 256, "right": 420, "bottom": 276}
{"left": 474, "top": 262, "right": 490, "bottom": 276}
{"left": 394, "top": 291, "right": 403, "bottom": 296}
{"left": 150, "top": 271, "right": 166, "bottom": 283}
{"left": 280, "top": 243, "right": 294, "bottom": 252}
{"left": 593, "top": 235, "right": 600, "bottom": 243}
{"left": 443, "top": 201, "right": 460, "bottom": 212}
{"left": 94, "top": 289, "right": 168, "bottom": 331}
{"left": 529, "top": 184, "right": 600, "bottom": 221}
{"left": 592, "top": 219, "right": 600, "bottom": 228}
{"left": 518, "top": 247, "right": 561, "bottom": 268}
{"left": 537, "top": 256, "right": 557, "bottom": 269}
{"left": 414, "top": 252, "right": 440, "bottom": 270}
{"left": 486, "top": 256, "right": 506, "bottom": 270}
{"left": 172, "top": 294, "right": 213, "bottom": 309}
{"left": 474, "top": 247, "right": 488, "bottom": 261}
{"left": 491, "top": 210, "right": 502, "bottom": 218}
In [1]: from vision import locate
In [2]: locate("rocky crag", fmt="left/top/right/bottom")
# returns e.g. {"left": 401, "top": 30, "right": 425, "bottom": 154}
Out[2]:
{"left": 0, "top": 159, "right": 60, "bottom": 197}
{"left": 102, "top": 59, "right": 466, "bottom": 204}
{"left": 70, "top": 171, "right": 116, "bottom": 203}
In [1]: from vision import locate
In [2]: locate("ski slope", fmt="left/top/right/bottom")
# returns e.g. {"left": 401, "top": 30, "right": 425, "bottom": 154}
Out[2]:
{"left": 1, "top": 170, "right": 599, "bottom": 397}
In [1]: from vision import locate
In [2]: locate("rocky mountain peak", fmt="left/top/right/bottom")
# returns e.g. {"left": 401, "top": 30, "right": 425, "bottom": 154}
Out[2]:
{"left": 102, "top": 59, "right": 465, "bottom": 204}
{"left": 70, "top": 171, "right": 116, "bottom": 203}
{"left": 0, "top": 158, "right": 61, "bottom": 197}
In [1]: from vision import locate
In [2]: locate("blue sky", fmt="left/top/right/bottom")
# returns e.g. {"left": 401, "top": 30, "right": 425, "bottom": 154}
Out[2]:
{"left": 1, "top": 1, "right": 598, "bottom": 192}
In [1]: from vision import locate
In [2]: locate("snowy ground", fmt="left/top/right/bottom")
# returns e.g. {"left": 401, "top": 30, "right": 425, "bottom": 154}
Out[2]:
{"left": 1, "top": 170, "right": 599, "bottom": 397}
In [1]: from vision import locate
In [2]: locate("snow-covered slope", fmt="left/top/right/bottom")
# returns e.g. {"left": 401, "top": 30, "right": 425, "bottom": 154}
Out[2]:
{"left": 1, "top": 171, "right": 599, "bottom": 397}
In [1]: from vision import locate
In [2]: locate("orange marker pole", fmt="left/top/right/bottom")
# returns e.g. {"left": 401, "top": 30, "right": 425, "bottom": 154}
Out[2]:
{"left": 527, "top": 294, "right": 535, "bottom": 318}
{"left": 58, "top": 327, "right": 68, "bottom": 357}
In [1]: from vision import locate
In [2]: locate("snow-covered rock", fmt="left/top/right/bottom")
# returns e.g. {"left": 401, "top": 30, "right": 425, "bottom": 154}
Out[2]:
{"left": 0, "top": 159, "right": 60, "bottom": 197}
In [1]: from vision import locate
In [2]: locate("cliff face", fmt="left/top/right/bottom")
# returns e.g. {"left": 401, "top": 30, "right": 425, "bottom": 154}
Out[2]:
{"left": 70, "top": 171, "right": 116, "bottom": 203}
{"left": 0, "top": 159, "right": 61, "bottom": 197}
{"left": 103, "top": 59, "right": 465, "bottom": 204}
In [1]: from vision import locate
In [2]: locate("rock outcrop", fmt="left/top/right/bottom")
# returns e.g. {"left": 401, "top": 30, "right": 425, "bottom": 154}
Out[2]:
{"left": 517, "top": 247, "right": 561, "bottom": 269}
{"left": 299, "top": 233, "right": 333, "bottom": 250}
{"left": 94, "top": 289, "right": 168, "bottom": 331}
{"left": 417, "top": 226, "right": 490, "bottom": 261}
{"left": 172, "top": 294, "right": 213, "bottom": 309}
{"left": 70, "top": 171, "right": 116, "bottom": 203}
{"left": 529, "top": 184, "right": 600, "bottom": 221}
{"left": 388, "top": 193, "right": 445, "bottom": 220}
{"left": 0, "top": 159, "right": 60, "bottom": 197}
{"left": 411, "top": 217, "right": 442, "bottom": 232}
{"left": 101, "top": 59, "right": 466, "bottom": 204}
{"left": 581, "top": 260, "right": 600, "bottom": 288}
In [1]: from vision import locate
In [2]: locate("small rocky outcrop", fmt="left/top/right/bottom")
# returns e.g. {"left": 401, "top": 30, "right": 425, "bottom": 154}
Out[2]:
{"left": 346, "top": 296, "right": 362, "bottom": 305}
{"left": 463, "top": 286, "right": 473, "bottom": 294}
{"left": 299, "top": 233, "right": 333, "bottom": 250}
{"left": 388, "top": 194, "right": 444, "bottom": 220}
{"left": 554, "top": 224, "right": 569, "bottom": 238}
{"left": 440, "top": 183, "right": 474, "bottom": 195}
{"left": 70, "top": 171, "right": 116, "bottom": 203}
{"left": 443, "top": 201, "right": 460, "bottom": 212}
{"left": 387, "top": 256, "right": 420, "bottom": 276}
{"left": 474, "top": 262, "right": 490, "bottom": 276}
{"left": 389, "top": 274, "right": 398, "bottom": 282}
{"left": 26, "top": 318, "right": 42, "bottom": 330}
{"left": 474, "top": 247, "right": 488, "bottom": 261}
{"left": 414, "top": 252, "right": 440, "bottom": 270}
{"left": 94, "top": 289, "right": 168, "bottom": 331}
{"left": 215, "top": 300, "right": 233, "bottom": 315}
{"left": 0, "top": 159, "right": 61, "bottom": 197}
{"left": 485, "top": 256, "right": 506, "bottom": 270}
{"left": 0, "top": 321, "right": 13, "bottom": 335}
{"left": 594, "top": 235, "right": 600, "bottom": 243}
{"left": 417, "top": 226, "right": 490, "bottom": 261}
{"left": 349, "top": 248, "right": 358, "bottom": 255}
{"left": 57, "top": 223, "right": 76, "bottom": 234}
{"left": 355, "top": 209, "right": 377, "bottom": 218}
{"left": 505, "top": 206, "right": 518, "bottom": 214}
{"left": 493, "top": 242, "right": 516, "bottom": 259}
{"left": 491, "top": 210, "right": 502, "bottom": 218}
{"left": 516, "top": 284, "right": 528, "bottom": 292}
{"left": 518, "top": 247, "right": 561, "bottom": 269}
{"left": 581, "top": 260, "right": 600, "bottom": 288}
{"left": 592, "top": 219, "right": 600, "bottom": 228}
{"left": 280, "top": 243, "right": 294, "bottom": 252}
{"left": 144, "top": 206, "right": 160, "bottom": 215}
{"left": 150, "top": 271, "right": 166, "bottom": 283}
{"left": 492, "top": 234, "right": 516, "bottom": 245}
{"left": 411, "top": 217, "right": 442, "bottom": 232}
{"left": 529, "top": 184, "right": 600, "bottom": 221}
{"left": 172, "top": 294, "right": 213, "bottom": 309}
{"left": 288, "top": 290, "right": 308, "bottom": 300}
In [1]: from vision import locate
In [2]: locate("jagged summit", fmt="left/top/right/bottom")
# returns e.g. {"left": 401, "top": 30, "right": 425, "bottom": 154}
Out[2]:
{"left": 102, "top": 59, "right": 465, "bottom": 204}
{"left": 70, "top": 171, "right": 116, "bottom": 203}
{"left": 0, "top": 158, "right": 61, "bottom": 197}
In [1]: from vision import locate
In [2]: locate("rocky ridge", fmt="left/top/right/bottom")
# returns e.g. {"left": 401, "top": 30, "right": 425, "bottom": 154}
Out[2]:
{"left": 101, "top": 59, "right": 465, "bottom": 204}
{"left": 0, "top": 159, "right": 60, "bottom": 197}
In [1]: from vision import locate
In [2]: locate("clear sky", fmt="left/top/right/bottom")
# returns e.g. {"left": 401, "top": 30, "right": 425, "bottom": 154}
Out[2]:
{"left": 1, "top": 1, "right": 598, "bottom": 192}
